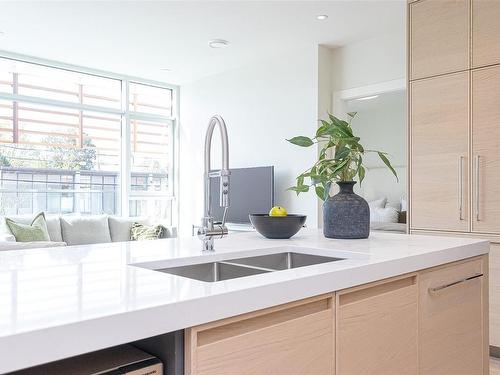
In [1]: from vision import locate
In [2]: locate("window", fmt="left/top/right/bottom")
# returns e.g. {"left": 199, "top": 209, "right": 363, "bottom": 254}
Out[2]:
{"left": 0, "top": 56, "right": 176, "bottom": 224}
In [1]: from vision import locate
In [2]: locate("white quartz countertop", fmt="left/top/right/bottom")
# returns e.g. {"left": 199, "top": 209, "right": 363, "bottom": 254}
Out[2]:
{"left": 0, "top": 229, "right": 489, "bottom": 373}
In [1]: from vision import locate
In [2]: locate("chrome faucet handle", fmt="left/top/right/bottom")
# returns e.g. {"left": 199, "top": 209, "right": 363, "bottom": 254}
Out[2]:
{"left": 197, "top": 220, "right": 228, "bottom": 252}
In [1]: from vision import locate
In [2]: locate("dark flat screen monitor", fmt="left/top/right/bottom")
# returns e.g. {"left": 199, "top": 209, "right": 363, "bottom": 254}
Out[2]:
{"left": 209, "top": 166, "right": 274, "bottom": 224}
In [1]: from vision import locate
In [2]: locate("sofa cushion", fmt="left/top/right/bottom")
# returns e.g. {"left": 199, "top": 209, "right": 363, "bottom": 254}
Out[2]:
{"left": 108, "top": 216, "right": 150, "bottom": 242}
{"left": 6, "top": 212, "right": 51, "bottom": 242}
{"left": 0, "top": 241, "right": 66, "bottom": 251}
{"left": 0, "top": 214, "right": 63, "bottom": 242}
{"left": 60, "top": 215, "right": 111, "bottom": 246}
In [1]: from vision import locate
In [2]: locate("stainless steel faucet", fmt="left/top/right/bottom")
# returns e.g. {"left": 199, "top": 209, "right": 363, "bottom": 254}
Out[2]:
{"left": 197, "top": 115, "right": 230, "bottom": 251}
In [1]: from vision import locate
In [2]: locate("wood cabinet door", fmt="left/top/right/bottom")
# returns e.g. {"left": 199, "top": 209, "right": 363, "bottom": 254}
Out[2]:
{"left": 409, "top": 0, "right": 469, "bottom": 80}
{"left": 419, "top": 257, "right": 487, "bottom": 375}
{"left": 336, "top": 275, "right": 418, "bottom": 375}
{"left": 472, "top": 65, "right": 500, "bottom": 234}
{"left": 185, "top": 294, "right": 334, "bottom": 375}
{"left": 410, "top": 72, "right": 469, "bottom": 232}
{"left": 472, "top": 0, "right": 500, "bottom": 68}
{"left": 491, "top": 243, "right": 500, "bottom": 348}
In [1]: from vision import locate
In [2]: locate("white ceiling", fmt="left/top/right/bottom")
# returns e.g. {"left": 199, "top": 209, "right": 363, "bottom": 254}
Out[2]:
{"left": 0, "top": 1, "right": 405, "bottom": 85}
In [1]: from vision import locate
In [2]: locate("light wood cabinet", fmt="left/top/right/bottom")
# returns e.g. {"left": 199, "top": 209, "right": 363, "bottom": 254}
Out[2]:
{"left": 185, "top": 257, "right": 488, "bottom": 375}
{"left": 409, "top": 0, "right": 469, "bottom": 80}
{"left": 410, "top": 72, "right": 469, "bottom": 232}
{"left": 472, "top": 65, "right": 500, "bottom": 235}
{"left": 409, "top": 0, "right": 500, "bottom": 348}
{"left": 491, "top": 244, "right": 500, "bottom": 347}
{"left": 185, "top": 294, "right": 334, "bottom": 375}
{"left": 336, "top": 275, "right": 418, "bottom": 375}
{"left": 419, "top": 257, "right": 488, "bottom": 375}
{"left": 472, "top": 0, "right": 500, "bottom": 68}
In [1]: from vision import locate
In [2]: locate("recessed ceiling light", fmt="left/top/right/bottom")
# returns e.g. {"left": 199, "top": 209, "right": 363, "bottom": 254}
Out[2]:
{"left": 356, "top": 95, "right": 379, "bottom": 101}
{"left": 316, "top": 15, "right": 328, "bottom": 20}
{"left": 208, "top": 39, "right": 230, "bottom": 49}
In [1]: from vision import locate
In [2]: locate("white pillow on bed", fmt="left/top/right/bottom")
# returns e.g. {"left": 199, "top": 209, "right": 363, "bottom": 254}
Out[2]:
{"left": 368, "top": 197, "right": 387, "bottom": 209}
{"left": 370, "top": 206, "right": 399, "bottom": 223}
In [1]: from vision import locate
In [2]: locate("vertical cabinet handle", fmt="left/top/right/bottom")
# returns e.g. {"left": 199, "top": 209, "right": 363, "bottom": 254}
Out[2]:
{"left": 458, "top": 156, "right": 465, "bottom": 220}
{"left": 475, "top": 155, "right": 481, "bottom": 221}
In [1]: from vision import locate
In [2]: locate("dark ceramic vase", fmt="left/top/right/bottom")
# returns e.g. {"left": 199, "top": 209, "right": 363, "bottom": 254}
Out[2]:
{"left": 323, "top": 181, "right": 370, "bottom": 239}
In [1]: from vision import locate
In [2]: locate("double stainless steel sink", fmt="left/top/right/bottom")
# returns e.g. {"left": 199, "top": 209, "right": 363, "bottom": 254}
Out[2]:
{"left": 155, "top": 252, "right": 344, "bottom": 282}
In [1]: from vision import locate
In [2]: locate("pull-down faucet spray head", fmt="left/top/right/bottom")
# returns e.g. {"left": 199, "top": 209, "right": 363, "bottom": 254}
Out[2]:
{"left": 198, "top": 115, "right": 230, "bottom": 251}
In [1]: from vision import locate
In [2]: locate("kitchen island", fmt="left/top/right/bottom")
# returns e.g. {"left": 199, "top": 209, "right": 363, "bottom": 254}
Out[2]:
{"left": 0, "top": 229, "right": 490, "bottom": 374}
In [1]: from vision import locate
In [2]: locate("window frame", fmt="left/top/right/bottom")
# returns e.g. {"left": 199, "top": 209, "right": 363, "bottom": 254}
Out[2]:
{"left": 0, "top": 51, "right": 179, "bottom": 224}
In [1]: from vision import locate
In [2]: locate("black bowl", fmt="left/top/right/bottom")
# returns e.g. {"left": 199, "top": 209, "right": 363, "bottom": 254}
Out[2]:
{"left": 249, "top": 214, "right": 307, "bottom": 239}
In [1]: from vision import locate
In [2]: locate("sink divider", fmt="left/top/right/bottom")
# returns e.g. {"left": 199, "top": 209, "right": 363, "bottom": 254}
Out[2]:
{"left": 218, "top": 261, "right": 277, "bottom": 273}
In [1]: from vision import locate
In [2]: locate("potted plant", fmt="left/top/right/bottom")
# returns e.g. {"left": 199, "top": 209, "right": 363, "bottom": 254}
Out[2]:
{"left": 287, "top": 112, "right": 398, "bottom": 239}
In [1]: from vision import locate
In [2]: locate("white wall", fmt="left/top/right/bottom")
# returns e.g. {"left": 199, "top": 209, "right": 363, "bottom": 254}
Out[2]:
{"left": 179, "top": 47, "right": 319, "bottom": 237}
{"left": 346, "top": 91, "right": 406, "bottom": 207}
{"left": 328, "top": 30, "right": 407, "bottom": 210}
{"left": 331, "top": 31, "right": 406, "bottom": 91}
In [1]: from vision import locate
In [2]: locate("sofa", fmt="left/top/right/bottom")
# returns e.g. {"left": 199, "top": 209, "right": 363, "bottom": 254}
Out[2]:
{"left": 0, "top": 214, "right": 177, "bottom": 251}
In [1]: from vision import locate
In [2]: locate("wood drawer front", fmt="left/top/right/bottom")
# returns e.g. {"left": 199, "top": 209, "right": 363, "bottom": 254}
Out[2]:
{"left": 472, "top": 0, "right": 500, "bottom": 68}
{"left": 419, "top": 258, "right": 486, "bottom": 375}
{"left": 410, "top": 0, "right": 469, "bottom": 80}
{"left": 185, "top": 295, "right": 334, "bottom": 375}
{"left": 491, "top": 244, "right": 500, "bottom": 347}
{"left": 337, "top": 275, "right": 418, "bottom": 375}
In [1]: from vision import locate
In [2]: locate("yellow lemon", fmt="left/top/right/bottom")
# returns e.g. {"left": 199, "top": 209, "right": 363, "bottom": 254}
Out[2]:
{"left": 269, "top": 206, "right": 287, "bottom": 217}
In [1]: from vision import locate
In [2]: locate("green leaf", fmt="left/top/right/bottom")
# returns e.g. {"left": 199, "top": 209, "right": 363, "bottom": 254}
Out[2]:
{"left": 335, "top": 145, "right": 351, "bottom": 160}
{"left": 297, "top": 175, "right": 304, "bottom": 186}
{"left": 316, "top": 122, "right": 331, "bottom": 138}
{"left": 330, "top": 158, "right": 349, "bottom": 176}
{"left": 357, "top": 142, "right": 364, "bottom": 153}
{"left": 286, "top": 136, "right": 314, "bottom": 147}
{"left": 315, "top": 186, "right": 325, "bottom": 201}
{"left": 377, "top": 152, "right": 399, "bottom": 182}
{"left": 358, "top": 165, "right": 365, "bottom": 185}
{"left": 287, "top": 185, "right": 310, "bottom": 195}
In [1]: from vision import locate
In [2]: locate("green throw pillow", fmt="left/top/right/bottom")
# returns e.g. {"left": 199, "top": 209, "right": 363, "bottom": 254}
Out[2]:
{"left": 6, "top": 212, "right": 51, "bottom": 242}
{"left": 130, "top": 222, "right": 165, "bottom": 241}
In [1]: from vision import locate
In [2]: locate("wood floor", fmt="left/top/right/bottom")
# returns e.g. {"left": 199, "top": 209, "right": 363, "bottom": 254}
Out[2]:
{"left": 491, "top": 357, "right": 500, "bottom": 374}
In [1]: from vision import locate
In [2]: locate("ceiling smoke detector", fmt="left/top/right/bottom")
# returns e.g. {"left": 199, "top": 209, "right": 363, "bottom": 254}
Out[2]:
{"left": 208, "top": 39, "right": 230, "bottom": 49}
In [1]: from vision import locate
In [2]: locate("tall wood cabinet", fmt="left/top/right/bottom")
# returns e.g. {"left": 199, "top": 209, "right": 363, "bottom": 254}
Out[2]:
{"left": 472, "top": 0, "right": 500, "bottom": 68}
{"left": 409, "top": 0, "right": 469, "bottom": 80}
{"left": 472, "top": 65, "right": 500, "bottom": 234}
{"left": 409, "top": 0, "right": 500, "bottom": 351}
{"left": 410, "top": 72, "right": 469, "bottom": 232}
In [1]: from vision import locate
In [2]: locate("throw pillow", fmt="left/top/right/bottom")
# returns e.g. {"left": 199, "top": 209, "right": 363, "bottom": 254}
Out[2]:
{"left": 370, "top": 206, "right": 399, "bottom": 223}
{"left": 130, "top": 223, "right": 165, "bottom": 241}
{"left": 368, "top": 197, "right": 387, "bottom": 209}
{"left": 6, "top": 212, "right": 51, "bottom": 242}
{"left": 60, "top": 215, "right": 111, "bottom": 246}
